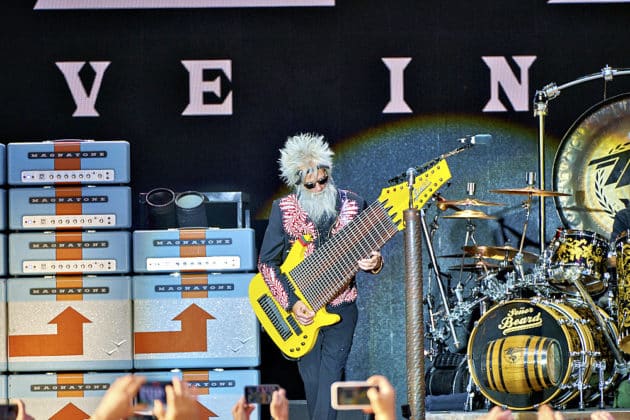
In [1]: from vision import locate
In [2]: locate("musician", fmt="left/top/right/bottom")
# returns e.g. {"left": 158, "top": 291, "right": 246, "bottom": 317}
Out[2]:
{"left": 611, "top": 207, "right": 630, "bottom": 243}
{"left": 257, "top": 133, "right": 383, "bottom": 420}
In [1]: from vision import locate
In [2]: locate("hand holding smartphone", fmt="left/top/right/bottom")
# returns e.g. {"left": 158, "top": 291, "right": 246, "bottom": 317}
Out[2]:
{"left": 244, "top": 384, "right": 280, "bottom": 405}
{"left": 0, "top": 404, "right": 18, "bottom": 420}
{"left": 330, "top": 381, "right": 376, "bottom": 410}
{"left": 134, "top": 381, "right": 170, "bottom": 415}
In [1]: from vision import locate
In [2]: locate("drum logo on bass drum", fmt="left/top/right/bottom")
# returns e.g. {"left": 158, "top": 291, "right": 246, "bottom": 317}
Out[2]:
{"left": 498, "top": 307, "right": 543, "bottom": 335}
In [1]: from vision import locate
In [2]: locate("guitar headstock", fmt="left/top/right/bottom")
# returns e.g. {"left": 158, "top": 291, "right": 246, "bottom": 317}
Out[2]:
{"left": 377, "top": 159, "right": 451, "bottom": 230}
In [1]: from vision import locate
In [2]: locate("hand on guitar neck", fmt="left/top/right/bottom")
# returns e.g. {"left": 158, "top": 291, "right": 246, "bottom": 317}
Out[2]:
{"left": 358, "top": 251, "right": 383, "bottom": 274}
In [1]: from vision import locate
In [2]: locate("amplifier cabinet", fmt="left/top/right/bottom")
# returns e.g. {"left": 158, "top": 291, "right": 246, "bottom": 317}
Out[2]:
{"left": 9, "top": 231, "right": 131, "bottom": 275}
{"left": 0, "top": 281, "right": 6, "bottom": 372}
{"left": 9, "top": 186, "right": 132, "bottom": 230}
{"left": 7, "top": 276, "right": 132, "bottom": 372}
{"left": 0, "top": 375, "right": 5, "bottom": 401}
{"left": 133, "top": 228, "right": 256, "bottom": 273}
{"left": 7, "top": 140, "right": 130, "bottom": 185}
{"left": 136, "top": 369, "right": 260, "bottom": 420}
{"left": 0, "top": 189, "right": 5, "bottom": 230}
{"left": 133, "top": 273, "right": 260, "bottom": 369}
{"left": 8, "top": 372, "right": 126, "bottom": 419}
{"left": 0, "top": 234, "right": 7, "bottom": 277}
{"left": 0, "top": 144, "right": 5, "bottom": 185}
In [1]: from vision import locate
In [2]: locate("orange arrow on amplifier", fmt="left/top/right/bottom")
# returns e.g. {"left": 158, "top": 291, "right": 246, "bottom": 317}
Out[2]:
{"left": 195, "top": 400, "right": 218, "bottom": 418}
{"left": 134, "top": 304, "right": 215, "bottom": 354}
{"left": 9, "top": 307, "right": 92, "bottom": 357}
{"left": 50, "top": 403, "right": 90, "bottom": 420}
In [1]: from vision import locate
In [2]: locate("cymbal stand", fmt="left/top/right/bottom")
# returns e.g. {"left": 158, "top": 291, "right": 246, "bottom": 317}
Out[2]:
{"left": 513, "top": 172, "right": 536, "bottom": 288}
{"left": 455, "top": 183, "right": 481, "bottom": 281}
{"left": 424, "top": 210, "right": 448, "bottom": 358}
{"left": 420, "top": 205, "right": 461, "bottom": 349}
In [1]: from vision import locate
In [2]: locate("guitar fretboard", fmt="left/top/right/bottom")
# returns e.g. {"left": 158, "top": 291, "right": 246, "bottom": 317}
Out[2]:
{"left": 288, "top": 200, "right": 399, "bottom": 311}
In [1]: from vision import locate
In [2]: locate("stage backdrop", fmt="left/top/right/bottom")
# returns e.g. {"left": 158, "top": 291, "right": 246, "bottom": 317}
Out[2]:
{"left": 4, "top": 0, "right": 630, "bottom": 413}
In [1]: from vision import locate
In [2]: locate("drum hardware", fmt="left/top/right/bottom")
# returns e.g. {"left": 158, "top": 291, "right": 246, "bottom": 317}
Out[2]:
{"left": 566, "top": 267, "right": 626, "bottom": 367}
{"left": 442, "top": 209, "right": 496, "bottom": 220}
{"left": 615, "top": 230, "right": 630, "bottom": 353}
{"left": 575, "top": 359, "right": 587, "bottom": 410}
{"left": 448, "top": 262, "right": 500, "bottom": 272}
{"left": 462, "top": 245, "right": 538, "bottom": 264}
{"left": 596, "top": 360, "right": 607, "bottom": 409}
{"left": 438, "top": 198, "right": 504, "bottom": 207}
{"left": 547, "top": 229, "right": 610, "bottom": 297}
{"left": 435, "top": 193, "right": 461, "bottom": 212}
{"left": 441, "top": 187, "right": 489, "bottom": 283}
{"left": 419, "top": 199, "right": 461, "bottom": 349}
{"left": 489, "top": 186, "right": 571, "bottom": 197}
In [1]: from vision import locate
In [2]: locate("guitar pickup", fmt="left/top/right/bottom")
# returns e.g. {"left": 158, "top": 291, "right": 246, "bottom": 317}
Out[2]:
{"left": 286, "top": 314, "right": 303, "bottom": 336}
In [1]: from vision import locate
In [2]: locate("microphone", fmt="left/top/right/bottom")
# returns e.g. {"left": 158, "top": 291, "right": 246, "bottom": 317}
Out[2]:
{"left": 458, "top": 134, "right": 492, "bottom": 145}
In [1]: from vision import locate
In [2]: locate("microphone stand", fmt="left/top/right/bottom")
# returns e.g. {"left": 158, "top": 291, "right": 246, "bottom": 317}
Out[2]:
{"left": 533, "top": 65, "right": 630, "bottom": 253}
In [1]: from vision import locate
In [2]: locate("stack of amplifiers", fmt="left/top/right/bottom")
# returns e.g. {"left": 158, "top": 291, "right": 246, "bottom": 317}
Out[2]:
{"left": 133, "top": 228, "right": 256, "bottom": 273}
{"left": 7, "top": 140, "right": 132, "bottom": 276}
{"left": 0, "top": 145, "right": 6, "bottom": 276}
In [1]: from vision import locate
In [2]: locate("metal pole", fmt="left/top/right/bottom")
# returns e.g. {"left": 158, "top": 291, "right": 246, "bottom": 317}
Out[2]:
{"left": 404, "top": 208, "right": 424, "bottom": 420}
{"left": 534, "top": 92, "right": 548, "bottom": 254}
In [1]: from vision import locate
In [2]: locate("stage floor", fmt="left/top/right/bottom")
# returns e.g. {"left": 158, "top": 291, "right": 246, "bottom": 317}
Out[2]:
{"left": 287, "top": 401, "right": 630, "bottom": 419}
{"left": 426, "top": 409, "right": 630, "bottom": 419}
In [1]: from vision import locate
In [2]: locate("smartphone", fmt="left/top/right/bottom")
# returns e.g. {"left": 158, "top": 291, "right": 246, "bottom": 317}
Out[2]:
{"left": 244, "top": 384, "right": 280, "bottom": 404}
{"left": 134, "top": 381, "right": 170, "bottom": 415}
{"left": 330, "top": 381, "right": 376, "bottom": 410}
{"left": 0, "top": 404, "right": 18, "bottom": 420}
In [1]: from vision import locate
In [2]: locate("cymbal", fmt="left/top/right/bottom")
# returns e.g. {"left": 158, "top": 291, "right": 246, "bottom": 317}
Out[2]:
{"left": 439, "top": 253, "right": 473, "bottom": 258}
{"left": 463, "top": 245, "right": 538, "bottom": 263}
{"left": 448, "top": 262, "right": 500, "bottom": 272}
{"left": 442, "top": 209, "right": 497, "bottom": 220}
{"left": 490, "top": 186, "right": 571, "bottom": 197}
{"left": 439, "top": 198, "right": 504, "bottom": 207}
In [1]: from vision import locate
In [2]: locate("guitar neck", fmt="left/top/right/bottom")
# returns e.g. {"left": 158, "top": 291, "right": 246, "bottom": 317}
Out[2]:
{"left": 289, "top": 201, "right": 399, "bottom": 311}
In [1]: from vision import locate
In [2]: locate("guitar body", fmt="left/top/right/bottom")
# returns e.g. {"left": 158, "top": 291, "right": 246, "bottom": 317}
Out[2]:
{"left": 248, "top": 237, "right": 341, "bottom": 360}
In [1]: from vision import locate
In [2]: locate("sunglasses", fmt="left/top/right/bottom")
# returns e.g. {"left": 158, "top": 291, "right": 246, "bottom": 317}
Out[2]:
{"left": 303, "top": 175, "right": 329, "bottom": 190}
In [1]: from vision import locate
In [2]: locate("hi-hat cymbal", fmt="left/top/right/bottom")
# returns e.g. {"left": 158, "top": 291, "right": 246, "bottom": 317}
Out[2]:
{"left": 442, "top": 209, "right": 497, "bottom": 220}
{"left": 448, "top": 262, "right": 500, "bottom": 272}
{"left": 439, "top": 198, "right": 504, "bottom": 207}
{"left": 490, "top": 186, "right": 571, "bottom": 197}
{"left": 463, "top": 245, "right": 538, "bottom": 263}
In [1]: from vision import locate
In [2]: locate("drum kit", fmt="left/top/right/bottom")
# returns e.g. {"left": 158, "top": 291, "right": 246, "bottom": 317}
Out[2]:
{"left": 421, "top": 66, "right": 630, "bottom": 411}
{"left": 424, "top": 179, "right": 630, "bottom": 411}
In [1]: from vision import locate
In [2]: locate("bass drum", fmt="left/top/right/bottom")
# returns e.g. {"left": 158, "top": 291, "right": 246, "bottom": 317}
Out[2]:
{"left": 467, "top": 298, "right": 617, "bottom": 410}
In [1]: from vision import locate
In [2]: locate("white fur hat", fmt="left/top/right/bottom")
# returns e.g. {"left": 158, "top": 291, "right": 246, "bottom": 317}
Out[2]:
{"left": 278, "top": 133, "right": 334, "bottom": 187}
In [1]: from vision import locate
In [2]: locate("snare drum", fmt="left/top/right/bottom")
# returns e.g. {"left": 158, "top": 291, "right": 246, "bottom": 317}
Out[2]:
{"left": 467, "top": 298, "right": 617, "bottom": 410}
{"left": 548, "top": 229, "right": 609, "bottom": 296}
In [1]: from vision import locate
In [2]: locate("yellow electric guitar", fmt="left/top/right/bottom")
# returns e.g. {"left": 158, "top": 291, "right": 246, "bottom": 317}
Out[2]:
{"left": 249, "top": 159, "right": 451, "bottom": 359}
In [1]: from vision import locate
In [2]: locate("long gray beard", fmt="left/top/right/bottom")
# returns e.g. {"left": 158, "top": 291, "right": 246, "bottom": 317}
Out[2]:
{"left": 298, "top": 182, "right": 338, "bottom": 225}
